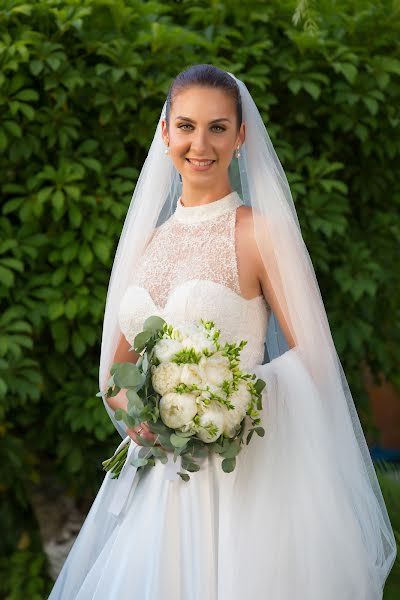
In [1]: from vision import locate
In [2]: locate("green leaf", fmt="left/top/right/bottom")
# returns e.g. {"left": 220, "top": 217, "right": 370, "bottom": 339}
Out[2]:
{"left": 113, "top": 362, "right": 143, "bottom": 388}
{"left": 78, "top": 243, "right": 93, "bottom": 268}
{"left": 130, "top": 457, "right": 148, "bottom": 467}
{"left": 219, "top": 439, "right": 241, "bottom": 459}
{"left": 0, "top": 266, "right": 14, "bottom": 287}
{"left": 52, "top": 190, "right": 65, "bottom": 211}
{"left": 221, "top": 457, "right": 236, "bottom": 473}
{"left": 184, "top": 461, "right": 200, "bottom": 472}
{"left": 151, "top": 446, "right": 167, "bottom": 459}
{"left": 114, "top": 408, "right": 126, "bottom": 421}
{"left": 143, "top": 315, "right": 166, "bottom": 332}
{"left": 15, "top": 89, "right": 39, "bottom": 102}
{"left": 363, "top": 97, "right": 379, "bottom": 115}
{"left": 133, "top": 329, "right": 153, "bottom": 351}
{"left": 127, "top": 389, "right": 144, "bottom": 415}
{"left": 48, "top": 302, "right": 64, "bottom": 320}
{"left": 339, "top": 62, "right": 358, "bottom": 84}
{"left": 303, "top": 82, "right": 320, "bottom": 99}
{"left": 288, "top": 79, "right": 301, "bottom": 95}
{"left": 170, "top": 433, "right": 189, "bottom": 448}
{"left": 246, "top": 429, "right": 254, "bottom": 444}
{"left": 93, "top": 239, "right": 110, "bottom": 263}
{"left": 254, "top": 378, "right": 266, "bottom": 394}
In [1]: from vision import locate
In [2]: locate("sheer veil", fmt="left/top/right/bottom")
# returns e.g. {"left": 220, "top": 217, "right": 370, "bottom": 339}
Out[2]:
{"left": 99, "top": 71, "right": 396, "bottom": 595}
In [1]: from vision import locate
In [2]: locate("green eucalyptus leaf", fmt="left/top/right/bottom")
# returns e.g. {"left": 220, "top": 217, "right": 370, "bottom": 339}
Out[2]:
{"left": 133, "top": 330, "right": 153, "bottom": 351}
{"left": 130, "top": 457, "right": 148, "bottom": 468}
{"left": 113, "top": 363, "right": 143, "bottom": 388}
{"left": 170, "top": 433, "right": 189, "bottom": 448}
{"left": 184, "top": 461, "right": 201, "bottom": 472}
{"left": 220, "top": 445, "right": 241, "bottom": 459}
{"left": 127, "top": 389, "right": 144, "bottom": 414}
{"left": 143, "top": 315, "right": 166, "bottom": 332}
{"left": 221, "top": 457, "right": 236, "bottom": 473}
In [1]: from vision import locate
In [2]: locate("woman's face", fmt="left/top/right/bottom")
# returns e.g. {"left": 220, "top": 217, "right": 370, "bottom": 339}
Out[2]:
{"left": 161, "top": 86, "right": 245, "bottom": 190}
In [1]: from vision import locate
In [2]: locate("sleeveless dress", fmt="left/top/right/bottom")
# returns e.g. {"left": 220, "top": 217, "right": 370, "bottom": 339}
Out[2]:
{"left": 48, "top": 191, "right": 272, "bottom": 600}
{"left": 49, "top": 191, "right": 388, "bottom": 599}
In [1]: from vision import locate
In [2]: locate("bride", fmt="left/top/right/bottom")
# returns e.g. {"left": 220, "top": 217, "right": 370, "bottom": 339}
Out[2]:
{"left": 48, "top": 64, "right": 396, "bottom": 599}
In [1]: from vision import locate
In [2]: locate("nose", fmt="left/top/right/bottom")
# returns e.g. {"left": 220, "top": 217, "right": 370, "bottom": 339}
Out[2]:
{"left": 189, "top": 128, "right": 210, "bottom": 154}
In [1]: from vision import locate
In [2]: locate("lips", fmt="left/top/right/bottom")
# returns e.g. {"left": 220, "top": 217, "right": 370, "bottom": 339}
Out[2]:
{"left": 186, "top": 158, "right": 215, "bottom": 166}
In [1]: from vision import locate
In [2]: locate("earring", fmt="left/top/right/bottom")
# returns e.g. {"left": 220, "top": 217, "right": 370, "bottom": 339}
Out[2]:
{"left": 235, "top": 145, "right": 241, "bottom": 158}
{"left": 164, "top": 145, "right": 170, "bottom": 155}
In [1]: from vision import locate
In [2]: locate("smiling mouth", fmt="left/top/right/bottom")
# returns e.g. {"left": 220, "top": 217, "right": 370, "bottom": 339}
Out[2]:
{"left": 186, "top": 158, "right": 216, "bottom": 166}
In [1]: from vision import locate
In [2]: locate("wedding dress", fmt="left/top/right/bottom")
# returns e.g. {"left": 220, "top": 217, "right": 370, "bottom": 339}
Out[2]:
{"left": 48, "top": 191, "right": 392, "bottom": 600}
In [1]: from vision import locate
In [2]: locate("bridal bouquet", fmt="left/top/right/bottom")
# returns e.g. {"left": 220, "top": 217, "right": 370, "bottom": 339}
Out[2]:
{"left": 99, "top": 316, "right": 266, "bottom": 481}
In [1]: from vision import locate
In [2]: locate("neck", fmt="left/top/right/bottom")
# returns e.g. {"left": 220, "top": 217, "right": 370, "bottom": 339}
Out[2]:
{"left": 180, "top": 183, "right": 234, "bottom": 207}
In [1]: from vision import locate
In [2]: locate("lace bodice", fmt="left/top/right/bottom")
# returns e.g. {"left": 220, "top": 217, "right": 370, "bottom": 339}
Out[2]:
{"left": 118, "top": 191, "right": 270, "bottom": 369}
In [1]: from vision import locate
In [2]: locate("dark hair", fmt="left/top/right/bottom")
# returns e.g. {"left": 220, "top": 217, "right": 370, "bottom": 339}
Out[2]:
{"left": 165, "top": 64, "right": 242, "bottom": 132}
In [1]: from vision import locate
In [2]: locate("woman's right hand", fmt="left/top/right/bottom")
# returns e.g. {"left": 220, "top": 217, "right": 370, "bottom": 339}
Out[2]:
{"left": 126, "top": 422, "right": 172, "bottom": 453}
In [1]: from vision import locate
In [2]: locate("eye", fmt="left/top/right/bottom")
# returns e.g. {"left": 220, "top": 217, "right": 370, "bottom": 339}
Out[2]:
{"left": 177, "top": 124, "right": 226, "bottom": 132}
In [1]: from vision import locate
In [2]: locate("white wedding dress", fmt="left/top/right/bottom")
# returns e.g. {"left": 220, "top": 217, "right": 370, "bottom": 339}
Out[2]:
{"left": 48, "top": 192, "right": 391, "bottom": 600}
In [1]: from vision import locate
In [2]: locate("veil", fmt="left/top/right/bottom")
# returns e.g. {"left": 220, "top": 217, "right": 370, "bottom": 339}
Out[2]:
{"left": 99, "top": 71, "right": 396, "bottom": 595}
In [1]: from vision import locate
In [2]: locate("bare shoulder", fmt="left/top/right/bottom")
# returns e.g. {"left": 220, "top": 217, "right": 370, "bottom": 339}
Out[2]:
{"left": 236, "top": 204, "right": 268, "bottom": 227}
{"left": 235, "top": 205, "right": 265, "bottom": 268}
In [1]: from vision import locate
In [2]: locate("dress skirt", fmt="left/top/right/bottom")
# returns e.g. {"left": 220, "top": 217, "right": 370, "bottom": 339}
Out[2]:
{"left": 48, "top": 348, "right": 392, "bottom": 600}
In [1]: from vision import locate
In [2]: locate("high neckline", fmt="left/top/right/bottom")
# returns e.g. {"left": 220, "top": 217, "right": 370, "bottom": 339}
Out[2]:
{"left": 174, "top": 191, "right": 243, "bottom": 224}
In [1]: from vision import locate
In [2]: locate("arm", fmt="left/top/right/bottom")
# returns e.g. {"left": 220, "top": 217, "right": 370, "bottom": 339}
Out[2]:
{"left": 106, "top": 333, "right": 141, "bottom": 412}
{"left": 240, "top": 206, "right": 297, "bottom": 350}
{"left": 257, "top": 256, "right": 297, "bottom": 350}
{"left": 107, "top": 332, "right": 164, "bottom": 447}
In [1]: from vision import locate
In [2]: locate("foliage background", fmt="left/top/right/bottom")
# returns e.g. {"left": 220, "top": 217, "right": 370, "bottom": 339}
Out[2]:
{"left": 0, "top": 0, "right": 399, "bottom": 597}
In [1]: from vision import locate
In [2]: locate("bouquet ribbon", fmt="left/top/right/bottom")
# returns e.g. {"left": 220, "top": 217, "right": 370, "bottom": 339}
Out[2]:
{"left": 108, "top": 435, "right": 182, "bottom": 517}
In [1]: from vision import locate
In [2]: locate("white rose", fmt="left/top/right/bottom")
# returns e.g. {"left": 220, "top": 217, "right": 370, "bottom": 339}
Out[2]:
{"left": 154, "top": 338, "right": 183, "bottom": 363}
{"left": 180, "top": 363, "right": 203, "bottom": 387}
{"left": 196, "top": 401, "right": 225, "bottom": 443}
{"left": 151, "top": 362, "right": 182, "bottom": 396}
{"left": 199, "top": 352, "right": 233, "bottom": 387}
{"left": 159, "top": 392, "right": 198, "bottom": 429}
{"left": 221, "top": 381, "right": 252, "bottom": 438}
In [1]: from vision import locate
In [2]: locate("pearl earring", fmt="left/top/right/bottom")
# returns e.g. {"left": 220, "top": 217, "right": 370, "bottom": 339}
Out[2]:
{"left": 164, "top": 145, "right": 170, "bottom": 155}
{"left": 235, "top": 145, "right": 241, "bottom": 158}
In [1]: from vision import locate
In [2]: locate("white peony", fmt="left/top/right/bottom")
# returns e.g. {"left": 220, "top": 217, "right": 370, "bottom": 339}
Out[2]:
{"left": 180, "top": 363, "right": 203, "bottom": 387}
{"left": 173, "top": 323, "right": 198, "bottom": 340}
{"left": 154, "top": 338, "right": 183, "bottom": 363}
{"left": 171, "top": 322, "right": 215, "bottom": 352}
{"left": 151, "top": 362, "right": 182, "bottom": 396}
{"left": 196, "top": 400, "right": 225, "bottom": 443}
{"left": 159, "top": 392, "right": 198, "bottom": 429}
{"left": 199, "top": 352, "right": 233, "bottom": 387}
{"left": 221, "top": 381, "right": 252, "bottom": 438}
{"left": 197, "top": 384, "right": 227, "bottom": 408}
{"left": 182, "top": 332, "right": 217, "bottom": 354}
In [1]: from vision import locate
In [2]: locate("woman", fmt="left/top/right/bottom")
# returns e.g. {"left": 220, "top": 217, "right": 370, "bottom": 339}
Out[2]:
{"left": 48, "top": 64, "right": 396, "bottom": 599}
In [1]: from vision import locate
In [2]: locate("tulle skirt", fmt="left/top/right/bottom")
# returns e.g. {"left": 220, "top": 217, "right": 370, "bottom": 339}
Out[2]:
{"left": 48, "top": 348, "right": 394, "bottom": 600}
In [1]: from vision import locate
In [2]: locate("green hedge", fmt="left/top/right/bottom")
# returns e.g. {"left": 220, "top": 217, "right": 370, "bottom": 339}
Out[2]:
{"left": 0, "top": 0, "right": 399, "bottom": 594}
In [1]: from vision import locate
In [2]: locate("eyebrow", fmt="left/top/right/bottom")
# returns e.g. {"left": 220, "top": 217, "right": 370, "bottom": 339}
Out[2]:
{"left": 175, "top": 116, "right": 231, "bottom": 124}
